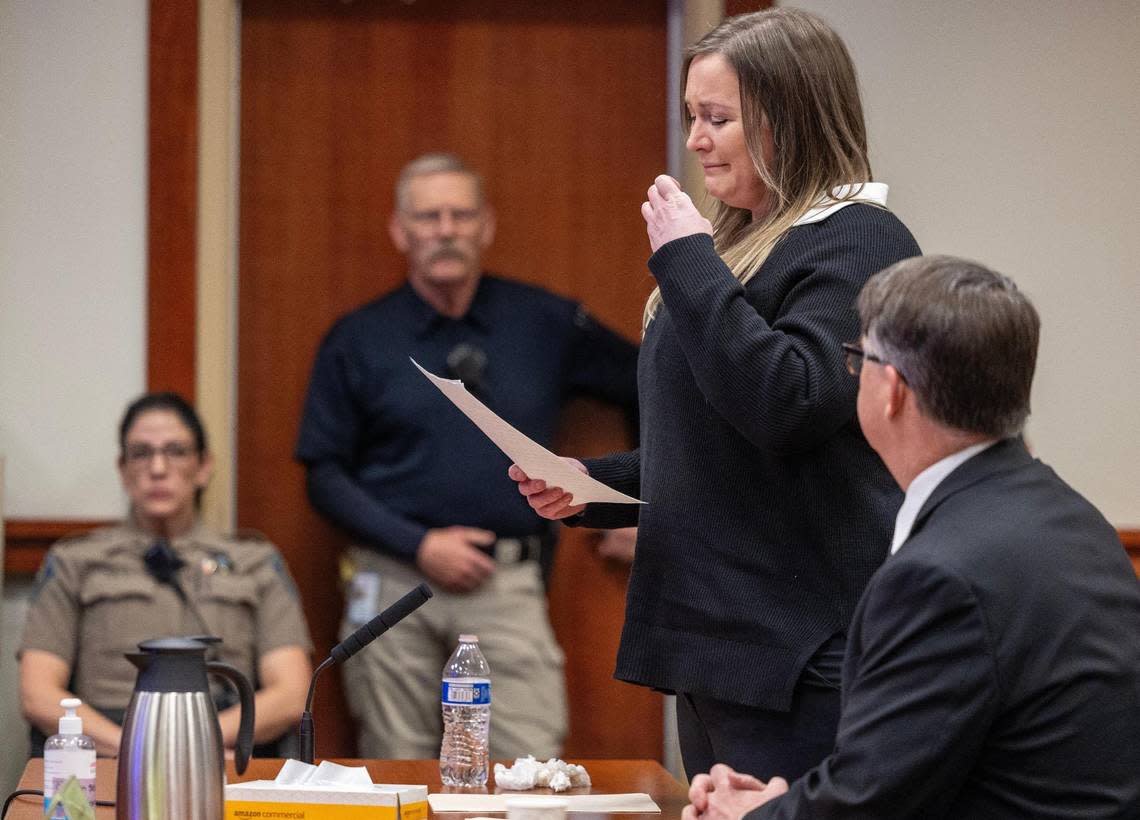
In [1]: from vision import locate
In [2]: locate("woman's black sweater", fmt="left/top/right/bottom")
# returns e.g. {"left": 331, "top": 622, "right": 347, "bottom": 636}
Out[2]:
{"left": 582, "top": 204, "right": 921, "bottom": 710}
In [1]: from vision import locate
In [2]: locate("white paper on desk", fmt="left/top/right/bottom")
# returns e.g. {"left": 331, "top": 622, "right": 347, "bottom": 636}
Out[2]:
{"left": 428, "top": 793, "right": 660, "bottom": 813}
{"left": 412, "top": 359, "right": 643, "bottom": 505}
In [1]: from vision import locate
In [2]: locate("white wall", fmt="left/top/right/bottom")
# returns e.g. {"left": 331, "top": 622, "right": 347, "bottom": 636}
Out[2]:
{"left": 0, "top": 0, "right": 148, "bottom": 520}
{"left": 796, "top": 0, "right": 1140, "bottom": 527}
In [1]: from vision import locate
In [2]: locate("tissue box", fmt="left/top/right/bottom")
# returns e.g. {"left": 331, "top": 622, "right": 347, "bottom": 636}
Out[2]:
{"left": 225, "top": 781, "right": 428, "bottom": 820}
{"left": 380, "top": 784, "right": 430, "bottom": 820}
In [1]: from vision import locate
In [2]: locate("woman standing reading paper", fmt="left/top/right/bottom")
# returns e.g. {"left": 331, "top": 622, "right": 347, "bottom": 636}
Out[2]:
{"left": 511, "top": 9, "right": 920, "bottom": 781}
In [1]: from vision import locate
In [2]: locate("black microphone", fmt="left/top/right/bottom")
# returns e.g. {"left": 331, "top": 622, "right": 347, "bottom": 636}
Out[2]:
{"left": 143, "top": 538, "right": 216, "bottom": 648}
{"left": 143, "top": 538, "right": 184, "bottom": 585}
{"left": 446, "top": 343, "right": 488, "bottom": 398}
{"left": 298, "top": 582, "right": 433, "bottom": 763}
{"left": 331, "top": 582, "right": 433, "bottom": 663}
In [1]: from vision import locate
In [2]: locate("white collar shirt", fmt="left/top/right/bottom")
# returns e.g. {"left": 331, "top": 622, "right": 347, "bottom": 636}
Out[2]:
{"left": 792, "top": 182, "right": 890, "bottom": 227}
{"left": 890, "top": 440, "right": 998, "bottom": 555}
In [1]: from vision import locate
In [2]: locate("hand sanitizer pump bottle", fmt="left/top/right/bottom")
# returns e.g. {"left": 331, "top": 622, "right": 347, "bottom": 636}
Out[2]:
{"left": 43, "top": 697, "right": 96, "bottom": 818}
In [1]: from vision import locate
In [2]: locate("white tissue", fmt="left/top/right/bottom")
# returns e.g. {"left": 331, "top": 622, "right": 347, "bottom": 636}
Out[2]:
{"left": 547, "top": 771, "right": 571, "bottom": 792}
{"left": 493, "top": 756, "right": 591, "bottom": 792}
{"left": 274, "top": 759, "right": 374, "bottom": 788}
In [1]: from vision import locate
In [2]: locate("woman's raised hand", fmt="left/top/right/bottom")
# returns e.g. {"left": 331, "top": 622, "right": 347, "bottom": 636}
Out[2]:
{"left": 642, "top": 174, "right": 713, "bottom": 253}
{"left": 508, "top": 459, "right": 588, "bottom": 520}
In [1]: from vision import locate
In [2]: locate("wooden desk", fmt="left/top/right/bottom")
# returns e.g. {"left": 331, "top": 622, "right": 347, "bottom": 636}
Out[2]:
{"left": 12, "top": 758, "right": 687, "bottom": 820}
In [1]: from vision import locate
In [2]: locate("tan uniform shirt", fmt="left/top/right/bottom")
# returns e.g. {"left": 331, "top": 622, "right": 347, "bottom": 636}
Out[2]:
{"left": 19, "top": 520, "right": 313, "bottom": 712}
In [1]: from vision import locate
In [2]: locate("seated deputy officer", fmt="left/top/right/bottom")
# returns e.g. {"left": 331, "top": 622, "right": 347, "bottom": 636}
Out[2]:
{"left": 18, "top": 391, "right": 314, "bottom": 757}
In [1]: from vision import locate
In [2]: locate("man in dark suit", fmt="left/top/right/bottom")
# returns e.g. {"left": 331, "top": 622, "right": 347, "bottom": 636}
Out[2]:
{"left": 685, "top": 255, "right": 1140, "bottom": 819}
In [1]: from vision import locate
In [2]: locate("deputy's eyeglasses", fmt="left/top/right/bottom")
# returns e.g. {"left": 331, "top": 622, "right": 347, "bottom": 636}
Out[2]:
{"left": 124, "top": 442, "right": 197, "bottom": 466}
{"left": 842, "top": 342, "right": 906, "bottom": 382}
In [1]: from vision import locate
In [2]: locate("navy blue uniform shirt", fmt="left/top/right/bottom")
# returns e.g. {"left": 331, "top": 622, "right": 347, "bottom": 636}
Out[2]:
{"left": 295, "top": 275, "right": 638, "bottom": 559}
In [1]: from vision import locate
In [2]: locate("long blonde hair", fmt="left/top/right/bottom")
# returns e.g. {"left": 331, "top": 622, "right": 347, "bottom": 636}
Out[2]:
{"left": 645, "top": 8, "right": 873, "bottom": 328}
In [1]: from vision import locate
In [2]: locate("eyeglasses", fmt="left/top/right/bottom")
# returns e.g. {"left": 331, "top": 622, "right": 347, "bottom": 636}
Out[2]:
{"left": 842, "top": 342, "right": 906, "bottom": 382}
{"left": 405, "top": 207, "right": 483, "bottom": 233}
{"left": 124, "top": 442, "right": 197, "bottom": 466}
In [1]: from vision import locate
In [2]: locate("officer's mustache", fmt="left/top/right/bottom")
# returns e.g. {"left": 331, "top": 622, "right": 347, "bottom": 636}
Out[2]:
{"left": 428, "top": 243, "right": 470, "bottom": 264}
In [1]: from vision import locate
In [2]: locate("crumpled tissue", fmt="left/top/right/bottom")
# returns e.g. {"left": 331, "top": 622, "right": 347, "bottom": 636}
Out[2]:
{"left": 493, "top": 756, "right": 591, "bottom": 792}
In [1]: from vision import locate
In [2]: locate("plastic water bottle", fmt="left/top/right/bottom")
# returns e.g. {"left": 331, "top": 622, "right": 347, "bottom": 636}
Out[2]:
{"left": 43, "top": 697, "right": 96, "bottom": 818}
{"left": 440, "top": 633, "right": 491, "bottom": 786}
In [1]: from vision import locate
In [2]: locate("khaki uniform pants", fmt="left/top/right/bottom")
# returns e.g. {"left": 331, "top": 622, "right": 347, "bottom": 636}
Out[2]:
{"left": 340, "top": 547, "right": 567, "bottom": 760}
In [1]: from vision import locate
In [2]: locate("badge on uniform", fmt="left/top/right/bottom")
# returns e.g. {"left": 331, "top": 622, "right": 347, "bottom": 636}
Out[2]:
{"left": 345, "top": 571, "right": 381, "bottom": 626}
{"left": 200, "top": 551, "right": 233, "bottom": 576}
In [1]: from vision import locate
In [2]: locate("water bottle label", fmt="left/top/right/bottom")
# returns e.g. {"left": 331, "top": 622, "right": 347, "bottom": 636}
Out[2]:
{"left": 441, "top": 681, "right": 491, "bottom": 705}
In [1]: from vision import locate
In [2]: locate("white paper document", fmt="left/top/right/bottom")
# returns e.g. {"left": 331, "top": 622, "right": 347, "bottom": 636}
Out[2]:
{"left": 412, "top": 359, "right": 643, "bottom": 505}
{"left": 427, "top": 793, "right": 660, "bottom": 813}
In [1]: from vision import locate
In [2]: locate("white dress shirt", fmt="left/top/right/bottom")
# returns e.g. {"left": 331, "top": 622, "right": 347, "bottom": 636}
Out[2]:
{"left": 890, "top": 441, "right": 997, "bottom": 555}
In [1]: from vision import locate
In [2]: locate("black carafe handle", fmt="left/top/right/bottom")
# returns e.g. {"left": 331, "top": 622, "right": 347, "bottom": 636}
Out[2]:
{"left": 207, "top": 660, "right": 255, "bottom": 775}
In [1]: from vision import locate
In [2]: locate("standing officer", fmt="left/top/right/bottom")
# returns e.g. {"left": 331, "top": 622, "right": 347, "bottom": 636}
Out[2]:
{"left": 295, "top": 153, "right": 638, "bottom": 759}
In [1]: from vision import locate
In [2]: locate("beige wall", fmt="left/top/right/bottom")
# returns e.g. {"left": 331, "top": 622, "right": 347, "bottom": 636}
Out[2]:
{"left": 796, "top": 0, "right": 1140, "bottom": 526}
{"left": 0, "top": 0, "right": 147, "bottom": 520}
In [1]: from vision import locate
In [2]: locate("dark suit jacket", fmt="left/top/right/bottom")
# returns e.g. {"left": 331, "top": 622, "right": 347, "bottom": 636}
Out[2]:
{"left": 753, "top": 438, "right": 1140, "bottom": 819}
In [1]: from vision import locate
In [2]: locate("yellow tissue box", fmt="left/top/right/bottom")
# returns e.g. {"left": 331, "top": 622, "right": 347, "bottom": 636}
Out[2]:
{"left": 225, "top": 781, "right": 428, "bottom": 820}
{"left": 380, "top": 784, "right": 429, "bottom": 820}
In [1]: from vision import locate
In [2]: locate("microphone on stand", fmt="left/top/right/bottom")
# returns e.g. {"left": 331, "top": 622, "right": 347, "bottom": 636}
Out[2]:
{"left": 298, "top": 582, "right": 433, "bottom": 764}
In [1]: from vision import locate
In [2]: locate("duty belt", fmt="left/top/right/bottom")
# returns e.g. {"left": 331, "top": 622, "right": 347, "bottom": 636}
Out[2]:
{"left": 487, "top": 535, "right": 544, "bottom": 564}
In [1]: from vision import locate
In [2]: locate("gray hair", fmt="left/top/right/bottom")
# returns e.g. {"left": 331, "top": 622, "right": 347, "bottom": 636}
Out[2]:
{"left": 857, "top": 255, "right": 1040, "bottom": 438}
{"left": 394, "top": 153, "right": 485, "bottom": 212}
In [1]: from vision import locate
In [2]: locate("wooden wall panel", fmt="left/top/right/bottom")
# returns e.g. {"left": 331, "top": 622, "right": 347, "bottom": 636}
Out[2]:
{"left": 237, "top": 0, "right": 665, "bottom": 758}
{"left": 3, "top": 520, "right": 112, "bottom": 576}
{"left": 1124, "top": 530, "right": 1140, "bottom": 579}
{"left": 147, "top": 0, "right": 199, "bottom": 398}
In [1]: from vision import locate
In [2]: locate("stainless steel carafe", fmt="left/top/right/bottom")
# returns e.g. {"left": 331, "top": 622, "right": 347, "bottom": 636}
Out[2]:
{"left": 116, "top": 637, "right": 254, "bottom": 820}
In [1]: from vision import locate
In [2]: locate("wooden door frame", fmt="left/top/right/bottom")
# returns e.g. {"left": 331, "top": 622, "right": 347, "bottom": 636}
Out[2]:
{"left": 147, "top": 0, "right": 199, "bottom": 402}
{"left": 148, "top": 0, "right": 238, "bottom": 535}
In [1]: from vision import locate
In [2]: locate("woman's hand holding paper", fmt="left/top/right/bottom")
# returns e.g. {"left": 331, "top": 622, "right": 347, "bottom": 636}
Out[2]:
{"left": 509, "top": 459, "right": 589, "bottom": 520}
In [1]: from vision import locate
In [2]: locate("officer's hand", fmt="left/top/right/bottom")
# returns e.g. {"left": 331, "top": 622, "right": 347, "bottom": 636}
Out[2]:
{"left": 416, "top": 527, "right": 497, "bottom": 593}
{"left": 508, "top": 459, "right": 587, "bottom": 520}
{"left": 641, "top": 174, "right": 713, "bottom": 254}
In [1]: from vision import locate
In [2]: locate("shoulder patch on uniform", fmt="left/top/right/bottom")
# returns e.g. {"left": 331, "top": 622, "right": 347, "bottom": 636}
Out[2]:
{"left": 270, "top": 553, "right": 302, "bottom": 601}
{"left": 30, "top": 555, "right": 57, "bottom": 601}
